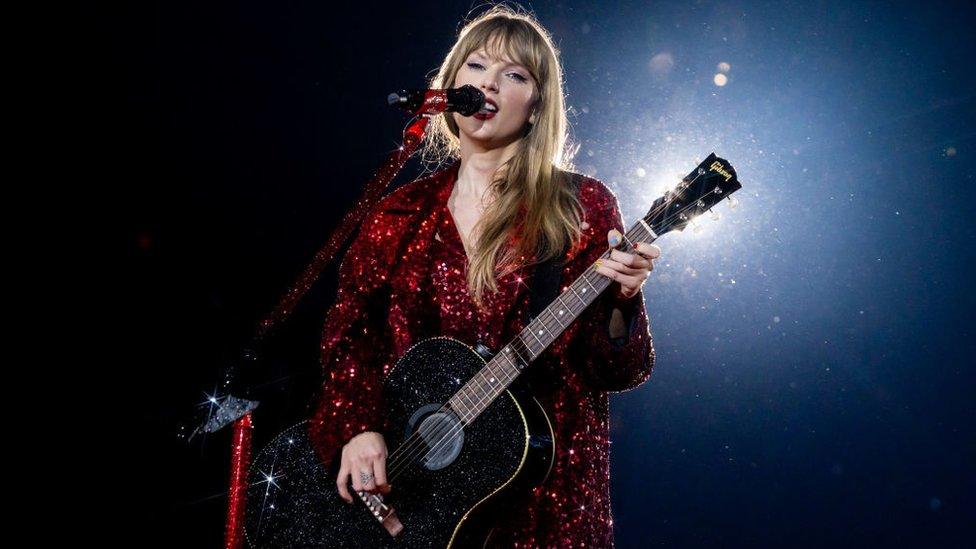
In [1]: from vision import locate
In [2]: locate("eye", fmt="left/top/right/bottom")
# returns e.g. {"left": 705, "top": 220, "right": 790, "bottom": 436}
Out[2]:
{"left": 466, "top": 62, "right": 529, "bottom": 83}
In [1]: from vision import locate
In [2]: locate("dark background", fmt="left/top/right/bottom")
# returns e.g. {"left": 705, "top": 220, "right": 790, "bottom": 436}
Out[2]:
{"left": 100, "top": 0, "right": 974, "bottom": 546}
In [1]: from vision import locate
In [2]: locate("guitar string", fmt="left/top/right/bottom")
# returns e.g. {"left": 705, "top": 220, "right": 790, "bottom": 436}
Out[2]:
{"left": 247, "top": 173, "right": 727, "bottom": 507}
{"left": 385, "top": 173, "right": 718, "bottom": 483}
{"left": 382, "top": 186, "right": 687, "bottom": 482}
{"left": 385, "top": 247, "right": 624, "bottom": 481}
{"left": 383, "top": 173, "right": 720, "bottom": 483}
{"left": 385, "top": 171, "right": 721, "bottom": 482}
{"left": 248, "top": 225, "right": 650, "bottom": 500}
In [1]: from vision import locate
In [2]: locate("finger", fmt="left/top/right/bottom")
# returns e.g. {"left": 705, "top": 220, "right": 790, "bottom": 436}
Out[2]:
{"left": 633, "top": 242, "right": 661, "bottom": 260}
{"left": 336, "top": 462, "right": 352, "bottom": 503}
{"left": 598, "top": 271, "right": 641, "bottom": 300}
{"left": 608, "top": 249, "right": 652, "bottom": 270}
{"left": 607, "top": 229, "right": 623, "bottom": 248}
{"left": 351, "top": 459, "right": 368, "bottom": 493}
{"left": 601, "top": 255, "right": 650, "bottom": 276}
{"left": 373, "top": 455, "right": 391, "bottom": 494}
{"left": 594, "top": 264, "right": 644, "bottom": 292}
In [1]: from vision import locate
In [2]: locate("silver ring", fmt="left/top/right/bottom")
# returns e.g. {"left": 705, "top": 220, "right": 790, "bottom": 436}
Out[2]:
{"left": 360, "top": 471, "right": 374, "bottom": 485}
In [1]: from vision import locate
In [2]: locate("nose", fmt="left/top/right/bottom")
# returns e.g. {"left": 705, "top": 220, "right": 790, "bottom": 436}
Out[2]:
{"left": 479, "top": 72, "right": 499, "bottom": 93}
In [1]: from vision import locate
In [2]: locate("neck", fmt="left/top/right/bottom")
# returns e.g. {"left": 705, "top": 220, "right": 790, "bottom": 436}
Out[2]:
{"left": 440, "top": 218, "right": 656, "bottom": 426}
{"left": 456, "top": 135, "right": 523, "bottom": 198}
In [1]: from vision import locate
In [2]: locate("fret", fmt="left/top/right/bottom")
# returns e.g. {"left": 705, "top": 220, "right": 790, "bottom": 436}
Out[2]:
{"left": 470, "top": 371, "right": 493, "bottom": 409}
{"left": 488, "top": 364, "right": 512, "bottom": 393}
{"left": 449, "top": 393, "right": 472, "bottom": 420}
{"left": 464, "top": 379, "right": 484, "bottom": 413}
{"left": 505, "top": 345, "right": 528, "bottom": 369}
{"left": 477, "top": 370, "right": 498, "bottom": 402}
{"left": 582, "top": 274, "right": 599, "bottom": 294}
{"left": 550, "top": 296, "right": 568, "bottom": 327}
{"left": 440, "top": 215, "right": 662, "bottom": 425}
{"left": 463, "top": 359, "right": 517, "bottom": 419}
{"left": 525, "top": 323, "right": 544, "bottom": 347}
{"left": 637, "top": 218, "right": 658, "bottom": 240}
{"left": 457, "top": 385, "right": 477, "bottom": 417}
{"left": 450, "top": 399, "right": 470, "bottom": 423}
{"left": 536, "top": 317, "right": 556, "bottom": 339}
{"left": 492, "top": 362, "right": 516, "bottom": 391}
{"left": 495, "top": 350, "right": 520, "bottom": 384}
{"left": 516, "top": 333, "right": 539, "bottom": 359}
{"left": 569, "top": 285, "right": 586, "bottom": 305}
{"left": 494, "top": 363, "right": 514, "bottom": 386}
{"left": 498, "top": 349, "right": 519, "bottom": 374}
{"left": 501, "top": 353, "right": 520, "bottom": 377}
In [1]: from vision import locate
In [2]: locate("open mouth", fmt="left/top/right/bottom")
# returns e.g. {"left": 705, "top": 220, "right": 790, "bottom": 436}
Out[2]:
{"left": 473, "top": 99, "right": 498, "bottom": 120}
{"left": 478, "top": 99, "right": 499, "bottom": 114}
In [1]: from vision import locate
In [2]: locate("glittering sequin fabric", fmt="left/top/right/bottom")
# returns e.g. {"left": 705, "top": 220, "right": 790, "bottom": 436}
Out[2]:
{"left": 308, "top": 159, "right": 654, "bottom": 547}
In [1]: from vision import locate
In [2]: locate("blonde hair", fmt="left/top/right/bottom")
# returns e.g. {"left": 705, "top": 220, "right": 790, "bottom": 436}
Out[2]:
{"left": 421, "top": 3, "right": 583, "bottom": 307}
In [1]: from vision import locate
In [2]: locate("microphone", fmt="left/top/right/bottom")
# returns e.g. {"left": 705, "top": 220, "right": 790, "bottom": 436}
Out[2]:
{"left": 387, "top": 84, "right": 485, "bottom": 116}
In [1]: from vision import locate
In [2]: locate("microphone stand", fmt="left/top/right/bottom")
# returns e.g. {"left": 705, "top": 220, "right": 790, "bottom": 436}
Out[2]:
{"left": 208, "top": 114, "right": 433, "bottom": 549}
{"left": 186, "top": 83, "right": 482, "bottom": 548}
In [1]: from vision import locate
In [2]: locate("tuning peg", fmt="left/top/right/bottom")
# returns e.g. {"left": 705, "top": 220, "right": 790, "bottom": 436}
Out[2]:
{"left": 709, "top": 208, "right": 721, "bottom": 221}
{"left": 727, "top": 196, "right": 739, "bottom": 210}
{"left": 691, "top": 218, "right": 703, "bottom": 234}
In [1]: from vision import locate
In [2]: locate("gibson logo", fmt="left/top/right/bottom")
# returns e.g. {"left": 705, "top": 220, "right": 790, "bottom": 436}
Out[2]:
{"left": 710, "top": 161, "right": 733, "bottom": 182}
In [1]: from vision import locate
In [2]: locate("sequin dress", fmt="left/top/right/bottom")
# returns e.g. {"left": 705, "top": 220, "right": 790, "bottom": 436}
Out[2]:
{"left": 308, "top": 159, "right": 655, "bottom": 547}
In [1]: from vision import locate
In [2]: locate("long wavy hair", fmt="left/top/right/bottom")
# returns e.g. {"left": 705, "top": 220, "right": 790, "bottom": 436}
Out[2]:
{"left": 420, "top": 3, "right": 584, "bottom": 307}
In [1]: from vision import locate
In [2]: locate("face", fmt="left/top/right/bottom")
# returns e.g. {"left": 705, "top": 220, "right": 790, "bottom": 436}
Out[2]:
{"left": 451, "top": 47, "right": 539, "bottom": 150}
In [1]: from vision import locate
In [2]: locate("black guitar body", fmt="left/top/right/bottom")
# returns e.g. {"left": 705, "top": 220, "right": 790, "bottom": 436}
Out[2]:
{"left": 244, "top": 337, "right": 555, "bottom": 548}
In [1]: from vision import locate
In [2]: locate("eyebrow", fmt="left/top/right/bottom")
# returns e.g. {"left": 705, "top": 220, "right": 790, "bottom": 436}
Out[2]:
{"left": 470, "top": 50, "right": 526, "bottom": 70}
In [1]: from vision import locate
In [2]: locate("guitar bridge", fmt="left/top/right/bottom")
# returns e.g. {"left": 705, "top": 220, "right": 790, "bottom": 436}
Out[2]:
{"left": 356, "top": 490, "right": 403, "bottom": 537}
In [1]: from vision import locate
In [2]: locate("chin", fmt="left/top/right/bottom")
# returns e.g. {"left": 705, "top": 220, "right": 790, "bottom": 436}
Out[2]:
{"left": 461, "top": 124, "right": 520, "bottom": 144}
{"left": 467, "top": 133, "right": 521, "bottom": 150}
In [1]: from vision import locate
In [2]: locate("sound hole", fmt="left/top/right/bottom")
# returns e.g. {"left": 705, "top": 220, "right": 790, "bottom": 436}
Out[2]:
{"left": 407, "top": 403, "right": 465, "bottom": 471}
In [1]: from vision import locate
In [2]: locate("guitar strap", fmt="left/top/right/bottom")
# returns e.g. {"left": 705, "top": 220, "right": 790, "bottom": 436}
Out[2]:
{"left": 528, "top": 171, "right": 584, "bottom": 321}
{"left": 528, "top": 249, "right": 565, "bottom": 321}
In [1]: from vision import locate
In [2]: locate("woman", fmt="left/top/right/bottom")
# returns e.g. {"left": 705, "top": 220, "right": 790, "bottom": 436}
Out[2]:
{"left": 309, "top": 5, "right": 661, "bottom": 547}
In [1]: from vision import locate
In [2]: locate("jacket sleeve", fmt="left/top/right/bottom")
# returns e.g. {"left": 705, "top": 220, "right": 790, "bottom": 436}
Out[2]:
{"left": 308, "top": 207, "right": 395, "bottom": 468}
{"left": 569, "top": 191, "right": 655, "bottom": 393}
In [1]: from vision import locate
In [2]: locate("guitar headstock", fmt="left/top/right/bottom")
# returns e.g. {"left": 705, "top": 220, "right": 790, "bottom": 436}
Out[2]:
{"left": 644, "top": 153, "right": 742, "bottom": 236}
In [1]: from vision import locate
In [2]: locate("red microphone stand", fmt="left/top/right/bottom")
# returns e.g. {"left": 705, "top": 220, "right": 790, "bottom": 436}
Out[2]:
{"left": 221, "top": 114, "right": 432, "bottom": 549}
{"left": 209, "top": 84, "right": 482, "bottom": 547}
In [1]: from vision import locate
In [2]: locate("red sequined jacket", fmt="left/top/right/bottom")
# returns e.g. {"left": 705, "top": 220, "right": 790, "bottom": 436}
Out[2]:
{"left": 309, "top": 159, "right": 655, "bottom": 547}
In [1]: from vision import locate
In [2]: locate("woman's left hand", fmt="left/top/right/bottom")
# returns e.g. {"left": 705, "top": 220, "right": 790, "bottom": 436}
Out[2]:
{"left": 593, "top": 228, "right": 661, "bottom": 300}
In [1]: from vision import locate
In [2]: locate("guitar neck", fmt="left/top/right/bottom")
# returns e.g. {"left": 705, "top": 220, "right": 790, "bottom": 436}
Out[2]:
{"left": 447, "top": 212, "right": 661, "bottom": 423}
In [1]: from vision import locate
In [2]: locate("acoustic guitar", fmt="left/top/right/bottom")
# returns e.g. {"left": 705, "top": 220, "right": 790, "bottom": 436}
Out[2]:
{"left": 243, "top": 153, "right": 741, "bottom": 547}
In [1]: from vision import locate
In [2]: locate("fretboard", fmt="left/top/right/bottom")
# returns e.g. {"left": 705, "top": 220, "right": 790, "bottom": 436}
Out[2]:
{"left": 447, "top": 216, "right": 659, "bottom": 423}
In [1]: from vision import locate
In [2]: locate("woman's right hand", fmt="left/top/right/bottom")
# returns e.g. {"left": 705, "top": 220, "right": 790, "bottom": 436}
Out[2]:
{"left": 336, "top": 431, "right": 391, "bottom": 503}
